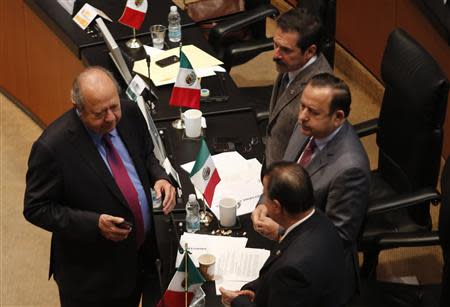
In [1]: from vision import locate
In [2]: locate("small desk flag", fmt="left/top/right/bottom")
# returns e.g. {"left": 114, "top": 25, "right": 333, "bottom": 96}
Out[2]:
{"left": 119, "top": 0, "right": 147, "bottom": 30}
{"left": 169, "top": 48, "right": 201, "bottom": 109}
{"left": 189, "top": 139, "right": 221, "bottom": 207}
{"left": 157, "top": 250, "right": 205, "bottom": 307}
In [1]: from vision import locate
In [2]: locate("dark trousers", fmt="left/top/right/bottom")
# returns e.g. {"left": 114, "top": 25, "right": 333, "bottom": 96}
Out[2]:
{"left": 59, "top": 243, "right": 162, "bottom": 307}
{"left": 59, "top": 272, "right": 161, "bottom": 307}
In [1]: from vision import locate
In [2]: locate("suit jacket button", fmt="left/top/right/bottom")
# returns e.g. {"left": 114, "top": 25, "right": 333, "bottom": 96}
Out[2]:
{"left": 276, "top": 250, "right": 281, "bottom": 256}
{"left": 289, "top": 89, "right": 295, "bottom": 95}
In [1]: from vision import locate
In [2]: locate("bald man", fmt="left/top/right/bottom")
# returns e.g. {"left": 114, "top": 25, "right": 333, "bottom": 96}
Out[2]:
{"left": 24, "top": 67, "right": 176, "bottom": 307}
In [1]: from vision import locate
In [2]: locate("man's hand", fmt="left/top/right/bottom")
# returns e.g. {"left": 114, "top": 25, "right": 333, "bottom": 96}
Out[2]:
{"left": 251, "top": 205, "right": 280, "bottom": 241}
{"left": 154, "top": 179, "right": 176, "bottom": 215}
{"left": 220, "top": 287, "right": 255, "bottom": 307}
{"left": 98, "top": 214, "right": 131, "bottom": 242}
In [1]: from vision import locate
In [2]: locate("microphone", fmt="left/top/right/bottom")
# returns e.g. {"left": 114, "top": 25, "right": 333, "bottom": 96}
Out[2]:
{"left": 145, "top": 54, "right": 159, "bottom": 109}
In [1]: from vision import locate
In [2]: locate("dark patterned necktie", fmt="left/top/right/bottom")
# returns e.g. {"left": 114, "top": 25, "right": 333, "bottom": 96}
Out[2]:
{"left": 298, "top": 138, "right": 316, "bottom": 167}
{"left": 277, "top": 73, "right": 289, "bottom": 98}
{"left": 103, "top": 134, "right": 144, "bottom": 248}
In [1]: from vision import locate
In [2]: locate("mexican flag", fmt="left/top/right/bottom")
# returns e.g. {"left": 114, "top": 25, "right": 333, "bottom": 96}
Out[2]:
{"left": 189, "top": 139, "right": 221, "bottom": 207}
{"left": 157, "top": 251, "right": 205, "bottom": 307}
{"left": 169, "top": 48, "right": 201, "bottom": 109}
{"left": 119, "top": 0, "right": 148, "bottom": 30}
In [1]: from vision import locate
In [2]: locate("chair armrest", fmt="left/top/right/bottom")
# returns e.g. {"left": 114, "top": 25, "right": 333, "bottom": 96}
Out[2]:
{"left": 376, "top": 231, "right": 440, "bottom": 249}
{"left": 353, "top": 118, "right": 379, "bottom": 138}
{"left": 222, "top": 38, "right": 273, "bottom": 71}
{"left": 256, "top": 110, "right": 269, "bottom": 123}
{"left": 367, "top": 187, "right": 440, "bottom": 216}
{"left": 208, "top": 5, "right": 278, "bottom": 47}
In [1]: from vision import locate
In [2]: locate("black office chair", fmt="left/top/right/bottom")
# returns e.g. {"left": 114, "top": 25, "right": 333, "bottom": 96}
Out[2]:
{"left": 349, "top": 156, "right": 450, "bottom": 307}
{"left": 439, "top": 155, "right": 450, "bottom": 306}
{"left": 354, "top": 28, "right": 449, "bottom": 278}
{"left": 199, "top": 0, "right": 279, "bottom": 72}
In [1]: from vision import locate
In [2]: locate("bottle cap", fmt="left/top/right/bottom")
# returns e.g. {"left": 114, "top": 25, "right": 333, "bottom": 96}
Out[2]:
{"left": 188, "top": 194, "right": 196, "bottom": 202}
{"left": 170, "top": 5, "right": 177, "bottom": 12}
{"left": 200, "top": 88, "right": 210, "bottom": 97}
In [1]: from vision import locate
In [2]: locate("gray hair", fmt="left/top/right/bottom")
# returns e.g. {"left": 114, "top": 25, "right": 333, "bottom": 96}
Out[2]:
{"left": 71, "top": 66, "right": 120, "bottom": 110}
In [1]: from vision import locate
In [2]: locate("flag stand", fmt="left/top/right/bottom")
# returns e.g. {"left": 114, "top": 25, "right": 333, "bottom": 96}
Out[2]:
{"left": 172, "top": 108, "right": 184, "bottom": 129}
{"left": 126, "top": 28, "right": 142, "bottom": 49}
{"left": 200, "top": 200, "right": 213, "bottom": 225}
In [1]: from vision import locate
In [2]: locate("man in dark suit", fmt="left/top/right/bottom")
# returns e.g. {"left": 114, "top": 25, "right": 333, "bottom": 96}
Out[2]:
{"left": 265, "top": 8, "right": 332, "bottom": 167}
{"left": 23, "top": 67, "right": 176, "bottom": 307}
{"left": 253, "top": 73, "right": 370, "bottom": 304}
{"left": 221, "top": 161, "right": 345, "bottom": 307}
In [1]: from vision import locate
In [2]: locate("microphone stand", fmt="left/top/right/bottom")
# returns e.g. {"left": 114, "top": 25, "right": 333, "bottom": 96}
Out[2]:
{"left": 145, "top": 54, "right": 159, "bottom": 113}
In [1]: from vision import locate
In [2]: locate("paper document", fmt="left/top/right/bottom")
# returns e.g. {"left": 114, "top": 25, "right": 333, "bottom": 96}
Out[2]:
{"left": 73, "top": 3, "right": 112, "bottom": 30}
{"left": 181, "top": 152, "right": 263, "bottom": 218}
{"left": 214, "top": 248, "right": 270, "bottom": 295}
{"left": 133, "top": 45, "right": 223, "bottom": 86}
{"left": 175, "top": 233, "right": 248, "bottom": 267}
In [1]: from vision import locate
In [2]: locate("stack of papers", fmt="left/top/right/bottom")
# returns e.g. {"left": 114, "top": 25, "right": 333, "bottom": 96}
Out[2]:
{"left": 181, "top": 151, "right": 263, "bottom": 219}
{"left": 176, "top": 233, "right": 270, "bottom": 295}
{"left": 176, "top": 233, "right": 248, "bottom": 267}
{"left": 133, "top": 44, "right": 224, "bottom": 86}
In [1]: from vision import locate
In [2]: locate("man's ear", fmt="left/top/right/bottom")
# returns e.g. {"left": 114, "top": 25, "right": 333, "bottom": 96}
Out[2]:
{"left": 273, "top": 199, "right": 282, "bottom": 214}
{"left": 305, "top": 44, "right": 317, "bottom": 60}
{"left": 333, "top": 110, "right": 346, "bottom": 126}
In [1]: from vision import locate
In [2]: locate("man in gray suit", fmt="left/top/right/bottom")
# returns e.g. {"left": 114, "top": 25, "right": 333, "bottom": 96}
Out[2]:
{"left": 265, "top": 8, "right": 332, "bottom": 167}
{"left": 253, "top": 73, "right": 370, "bottom": 304}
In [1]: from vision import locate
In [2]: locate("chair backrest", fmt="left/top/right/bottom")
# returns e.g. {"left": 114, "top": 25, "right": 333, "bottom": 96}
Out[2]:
{"left": 439, "top": 156, "right": 450, "bottom": 250}
{"left": 376, "top": 28, "right": 448, "bottom": 226}
{"left": 297, "top": 0, "right": 336, "bottom": 67}
{"left": 377, "top": 28, "right": 449, "bottom": 194}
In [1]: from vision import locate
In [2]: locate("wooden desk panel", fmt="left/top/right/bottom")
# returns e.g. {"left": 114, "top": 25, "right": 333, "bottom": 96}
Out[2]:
{"left": 0, "top": 1, "right": 30, "bottom": 107}
{"left": 1, "top": 0, "right": 84, "bottom": 126}
{"left": 336, "top": 0, "right": 450, "bottom": 158}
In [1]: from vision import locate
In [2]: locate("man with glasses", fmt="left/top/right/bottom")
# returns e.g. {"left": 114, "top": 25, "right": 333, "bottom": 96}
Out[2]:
{"left": 24, "top": 66, "right": 176, "bottom": 307}
{"left": 264, "top": 7, "right": 332, "bottom": 167}
{"left": 253, "top": 74, "right": 370, "bottom": 304}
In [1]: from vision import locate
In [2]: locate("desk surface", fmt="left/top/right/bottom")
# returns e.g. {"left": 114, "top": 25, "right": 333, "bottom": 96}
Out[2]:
{"left": 80, "top": 27, "right": 251, "bottom": 122}
{"left": 25, "top": 0, "right": 193, "bottom": 57}
{"left": 155, "top": 108, "right": 264, "bottom": 207}
{"left": 153, "top": 108, "right": 269, "bottom": 306}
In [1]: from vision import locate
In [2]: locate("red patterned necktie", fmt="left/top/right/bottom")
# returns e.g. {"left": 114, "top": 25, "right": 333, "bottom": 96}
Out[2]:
{"left": 298, "top": 138, "right": 316, "bottom": 167}
{"left": 103, "top": 134, "right": 144, "bottom": 248}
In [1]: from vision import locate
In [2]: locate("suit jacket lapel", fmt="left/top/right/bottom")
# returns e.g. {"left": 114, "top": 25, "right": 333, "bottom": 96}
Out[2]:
{"left": 307, "top": 122, "right": 350, "bottom": 177}
{"left": 65, "top": 110, "right": 129, "bottom": 208}
{"left": 259, "top": 213, "right": 316, "bottom": 274}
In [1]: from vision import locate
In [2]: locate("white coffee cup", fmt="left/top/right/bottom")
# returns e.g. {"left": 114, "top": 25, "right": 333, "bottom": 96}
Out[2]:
{"left": 219, "top": 198, "right": 240, "bottom": 227}
{"left": 183, "top": 109, "right": 202, "bottom": 138}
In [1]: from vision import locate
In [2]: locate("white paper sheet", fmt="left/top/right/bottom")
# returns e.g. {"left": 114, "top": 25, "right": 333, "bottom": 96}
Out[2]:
{"left": 181, "top": 151, "right": 263, "bottom": 217}
{"left": 175, "top": 233, "right": 248, "bottom": 267}
{"left": 214, "top": 248, "right": 270, "bottom": 295}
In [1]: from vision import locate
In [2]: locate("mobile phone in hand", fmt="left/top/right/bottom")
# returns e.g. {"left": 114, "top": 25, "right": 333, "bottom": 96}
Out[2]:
{"left": 116, "top": 221, "right": 133, "bottom": 230}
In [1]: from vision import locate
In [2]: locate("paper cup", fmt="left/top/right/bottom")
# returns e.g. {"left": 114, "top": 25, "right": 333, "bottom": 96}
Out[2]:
{"left": 198, "top": 253, "right": 216, "bottom": 281}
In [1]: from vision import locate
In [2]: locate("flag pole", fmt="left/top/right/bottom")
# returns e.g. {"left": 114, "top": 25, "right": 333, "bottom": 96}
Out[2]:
{"left": 184, "top": 243, "right": 188, "bottom": 307}
{"left": 126, "top": 27, "right": 143, "bottom": 49}
{"left": 172, "top": 42, "right": 185, "bottom": 129}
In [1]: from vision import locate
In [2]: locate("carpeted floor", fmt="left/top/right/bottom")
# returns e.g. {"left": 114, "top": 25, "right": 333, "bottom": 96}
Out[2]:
{"left": 0, "top": 2, "right": 444, "bottom": 306}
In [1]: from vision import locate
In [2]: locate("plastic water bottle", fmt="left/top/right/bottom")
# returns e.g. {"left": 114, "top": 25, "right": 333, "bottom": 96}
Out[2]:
{"left": 168, "top": 5, "right": 181, "bottom": 42}
{"left": 186, "top": 194, "right": 200, "bottom": 233}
